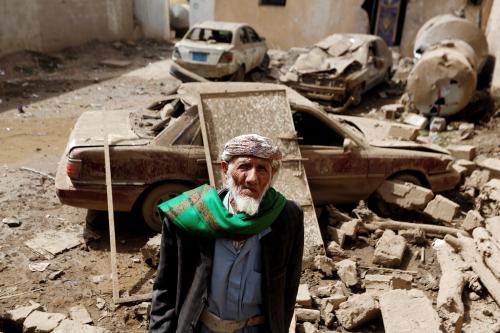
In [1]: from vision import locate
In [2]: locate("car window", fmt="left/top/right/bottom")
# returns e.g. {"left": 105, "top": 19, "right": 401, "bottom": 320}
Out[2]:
{"left": 293, "top": 111, "right": 344, "bottom": 146}
{"left": 239, "top": 28, "right": 250, "bottom": 44}
{"left": 245, "top": 27, "right": 261, "bottom": 43}
{"left": 187, "top": 28, "right": 233, "bottom": 44}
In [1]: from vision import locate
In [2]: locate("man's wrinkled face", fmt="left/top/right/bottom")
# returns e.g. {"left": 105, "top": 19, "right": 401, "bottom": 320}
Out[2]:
{"left": 221, "top": 156, "right": 274, "bottom": 215}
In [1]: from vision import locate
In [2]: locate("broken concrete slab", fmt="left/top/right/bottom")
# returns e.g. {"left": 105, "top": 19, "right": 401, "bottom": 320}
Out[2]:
{"left": 52, "top": 319, "right": 110, "bottom": 333}
{"left": 376, "top": 180, "right": 434, "bottom": 210}
{"left": 24, "top": 227, "right": 85, "bottom": 259}
{"left": 423, "top": 195, "right": 460, "bottom": 224}
{"left": 335, "top": 294, "right": 380, "bottom": 330}
{"left": 403, "top": 113, "right": 428, "bottom": 130}
{"left": 388, "top": 124, "right": 419, "bottom": 140}
{"left": 453, "top": 159, "right": 476, "bottom": 177}
{"left": 141, "top": 234, "right": 161, "bottom": 267}
{"left": 478, "top": 158, "right": 500, "bottom": 178}
{"left": 295, "top": 308, "right": 320, "bottom": 323}
{"left": 313, "top": 255, "right": 335, "bottom": 276}
{"left": 462, "top": 210, "right": 484, "bottom": 232}
{"left": 4, "top": 301, "right": 42, "bottom": 327}
{"left": 446, "top": 145, "right": 477, "bottom": 161}
{"left": 23, "top": 310, "right": 66, "bottom": 333}
{"left": 321, "top": 294, "right": 348, "bottom": 312}
{"left": 296, "top": 284, "right": 312, "bottom": 308}
{"left": 379, "top": 289, "right": 442, "bottom": 333}
{"left": 334, "top": 259, "right": 359, "bottom": 287}
{"left": 69, "top": 305, "right": 92, "bottom": 325}
{"left": 338, "top": 219, "right": 360, "bottom": 239}
{"left": 364, "top": 274, "right": 392, "bottom": 296}
{"left": 373, "top": 230, "right": 407, "bottom": 268}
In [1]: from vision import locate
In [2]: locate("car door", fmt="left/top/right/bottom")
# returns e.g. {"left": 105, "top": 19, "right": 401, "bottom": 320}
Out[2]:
{"left": 244, "top": 26, "right": 266, "bottom": 69}
{"left": 293, "top": 111, "right": 370, "bottom": 205}
{"left": 237, "top": 27, "right": 254, "bottom": 71}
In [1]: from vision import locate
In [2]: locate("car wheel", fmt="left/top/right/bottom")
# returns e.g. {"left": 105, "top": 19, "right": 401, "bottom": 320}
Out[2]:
{"left": 373, "top": 173, "right": 423, "bottom": 217}
{"left": 141, "top": 183, "right": 191, "bottom": 232}
{"left": 231, "top": 65, "right": 245, "bottom": 82}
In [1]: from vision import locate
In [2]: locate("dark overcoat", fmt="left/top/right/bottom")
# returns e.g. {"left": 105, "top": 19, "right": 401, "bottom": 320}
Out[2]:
{"left": 149, "top": 189, "right": 304, "bottom": 333}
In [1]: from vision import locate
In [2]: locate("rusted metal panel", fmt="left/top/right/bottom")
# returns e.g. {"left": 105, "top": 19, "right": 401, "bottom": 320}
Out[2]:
{"left": 197, "top": 88, "right": 325, "bottom": 267}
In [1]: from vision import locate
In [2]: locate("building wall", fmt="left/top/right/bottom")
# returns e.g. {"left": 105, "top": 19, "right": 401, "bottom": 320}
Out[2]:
{"left": 214, "top": 0, "right": 369, "bottom": 49}
{"left": 134, "top": 0, "right": 171, "bottom": 40}
{"left": 190, "top": 0, "right": 215, "bottom": 27}
{"left": 486, "top": 0, "right": 500, "bottom": 97}
{"left": 0, "top": 0, "right": 134, "bottom": 57}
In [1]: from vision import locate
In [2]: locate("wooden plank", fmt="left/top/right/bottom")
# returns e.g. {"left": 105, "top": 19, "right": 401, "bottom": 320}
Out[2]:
{"left": 114, "top": 293, "right": 152, "bottom": 304}
{"left": 197, "top": 93, "right": 216, "bottom": 186}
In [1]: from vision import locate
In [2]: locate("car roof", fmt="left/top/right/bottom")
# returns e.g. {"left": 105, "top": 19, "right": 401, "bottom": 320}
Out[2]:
{"left": 192, "top": 21, "right": 248, "bottom": 32}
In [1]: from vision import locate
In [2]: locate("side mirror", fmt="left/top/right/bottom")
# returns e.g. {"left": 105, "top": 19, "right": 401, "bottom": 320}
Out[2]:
{"left": 343, "top": 138, "right": 357, "bottom": 152}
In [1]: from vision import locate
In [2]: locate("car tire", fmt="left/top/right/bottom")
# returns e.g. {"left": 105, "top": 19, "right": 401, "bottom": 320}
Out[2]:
{"left": 373, "top": 173, "right": 423, "bottom": 217}
{"left": 141, "top": 183, "right": 191, "bottom": 232}
{"left": 231, "top": 65, "right": 245, "bottom": 82}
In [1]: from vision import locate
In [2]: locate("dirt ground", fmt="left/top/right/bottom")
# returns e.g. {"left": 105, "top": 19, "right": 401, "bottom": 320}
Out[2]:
{"left": 1, "top": 39, "right": 500, "bottom": 332}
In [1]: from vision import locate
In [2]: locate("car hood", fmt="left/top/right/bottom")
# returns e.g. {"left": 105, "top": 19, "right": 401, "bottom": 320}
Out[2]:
{"left": 66, "top": 110, "right": 149, "bottom": 152}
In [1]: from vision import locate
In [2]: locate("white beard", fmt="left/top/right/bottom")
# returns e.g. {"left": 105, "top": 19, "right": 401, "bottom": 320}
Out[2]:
{"left": 225, "top": 174, "right": 269, "bottom": 216}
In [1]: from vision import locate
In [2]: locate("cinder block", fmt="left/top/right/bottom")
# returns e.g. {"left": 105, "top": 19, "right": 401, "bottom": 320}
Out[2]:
{"left": 334, "top": 259, "right": 359, "bottom": 287}
{"left": 296, "top": 284, "right": 312, "bottom": 308}
{"left": 376, "top": 180, "right": 434, "bottom": 210}
{"left": 379, "top": 289, "right": 441, "bottom": 333}
{"left": 423, "top": 195, "right": 460, "bottom": 223}
{"left": 373, "top": 230, "right": 407, "bottom": 268}
{"left": 478, "top": 158, "right": 500, "bottom": 178}
{"left": 462, "top": 210, "right": 484, "bottom": 232}
{"left": 388, "top": 125, "right": 419, "bottom": 140}
{"left": 403, "top": 113, "right": 428, "bottom": 129}
{"left": 446, "top": 145, "right": 477, "bottom": 161}
{"left": 335, "top": 294, "right": 380, "bottom": 330}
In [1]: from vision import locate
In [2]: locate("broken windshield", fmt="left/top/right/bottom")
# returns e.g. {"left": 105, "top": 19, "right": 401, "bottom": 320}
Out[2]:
{"left": 187, "top": 28, "right": 233, "bottom": 44}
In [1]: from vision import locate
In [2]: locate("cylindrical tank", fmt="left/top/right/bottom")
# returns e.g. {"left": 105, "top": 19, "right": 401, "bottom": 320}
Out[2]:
{"left": 407, "top": 40, "right": 477, "bottom": 117}
{"left": 170, "top": 4, "right": 190, "bottom": 30}
{"left": 414, "top": 14, "right": 488, "bottom": 71}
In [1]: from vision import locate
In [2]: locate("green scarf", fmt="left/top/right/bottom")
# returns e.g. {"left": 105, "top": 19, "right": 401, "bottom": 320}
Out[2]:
{"left": 157, "top": 184, "right": 287, "bottom": 238}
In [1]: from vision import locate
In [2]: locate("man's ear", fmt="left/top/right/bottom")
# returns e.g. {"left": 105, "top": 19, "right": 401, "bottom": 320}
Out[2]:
{"left": 221, "top": 160, "right": 229, "bottom": 175}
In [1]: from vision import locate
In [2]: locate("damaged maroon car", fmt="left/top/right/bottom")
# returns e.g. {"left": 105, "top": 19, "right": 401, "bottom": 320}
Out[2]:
{"left": 56, "top": 83, "right": 460, "bottom": 231}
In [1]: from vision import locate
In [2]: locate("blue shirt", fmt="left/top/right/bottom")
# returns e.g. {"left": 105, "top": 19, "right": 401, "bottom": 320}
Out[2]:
{"left": 201, "top": 193, "right": 270, "bottom": 333}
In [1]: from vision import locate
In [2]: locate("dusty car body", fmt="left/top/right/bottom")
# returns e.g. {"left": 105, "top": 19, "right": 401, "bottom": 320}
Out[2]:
{"left": 171, "top": 21, "right": 267, "bottom": 80}
{"left": 280, "top": 33, "right": 392, "bottom": 105}
{"left": 55, "top": 83, "right": 459, "bottom": 231}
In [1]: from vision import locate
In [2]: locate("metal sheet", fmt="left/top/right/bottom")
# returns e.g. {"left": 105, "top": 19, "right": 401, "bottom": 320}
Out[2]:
{"left": 197, "top": 88, "right": 324, "bottom": 267}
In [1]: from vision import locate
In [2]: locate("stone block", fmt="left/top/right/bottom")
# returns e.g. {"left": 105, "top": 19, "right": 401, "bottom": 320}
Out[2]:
{"left": 23, "top": 311, "right": 66, "bottom": 333}
{"left": 295, "top": 308, "right": 320, "bottom": 323}
{"left": 334, "top": 259, "right": 359, "bottom": 287}
{"left": 296, "top": 284, "right": 312, "bottom": 308}
{"left": 5, "top": 301, "right": 42, "bottom": 324}
{"left": 373, "top": 230, "right": 407, "bottom": 268}
{"left": 462, "top": 210, "right": 484, "bottom": 232}
{"left": 390, "top": 274, "right": 413, "bottom": 290}
{"left": 141, "top": 234, "right": 161, "bottom": 267}
{"left": 446, "top": 145, "right": 477, "bottom": 161}
{"left": 454, "top": 159, "right": 476, "bottom": 176}
{"left": 478, "top": 158, "right": 500, "bottom": 178}
{"left": 52, "top": 319, "right": 110, "bottom": 333}
{"left": 403, "top": 113, "right": 428, "bottom": 129}
{"left": 364, "top": 274, "right": 392, "bottom": 296}
{"left": 423, "top": 195, "right": 460, "bottom": 223}
{"left": 376, "top": 180, "right": 434, "bottom": 210}
{"left": 379, "top": 289, "right": 441, "bottom": 333}
{"left": 312, "top": 255, "right": 334, "bottom": 276}
{"left": 69, "top": 305, "right": 92, "bottom": 325}
{"left": 326, "top": 227, "right": 345, "bottom": 247}
{"left": 429, "top": 117, "right": 446, "bottom": 132}
{"left": 388, "top": 124, "right": 419, "bottom": 140}
{"left": 339, "top": 219, "right": 360, "bottom": 239}
{"left": 335, "top": 294, "right": 380, "bottom": 330}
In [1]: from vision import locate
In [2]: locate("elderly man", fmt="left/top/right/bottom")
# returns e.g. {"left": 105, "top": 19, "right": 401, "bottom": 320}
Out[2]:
{"left": 149, "top": 134, "right": 304, "bottom": 333}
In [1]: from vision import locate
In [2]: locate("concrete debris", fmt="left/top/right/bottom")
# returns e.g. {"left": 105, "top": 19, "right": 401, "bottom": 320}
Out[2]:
{"left": 403, "top": 113, "right": 428, "bottom": 130}
{"left": 398, "top": 228, "right": 426, "bottom": 244}
{"left": 141, "top": 234, "right": 161, "bottom": 267}
{"left": 423, "top": 195, "right": 460, "bottom": 224}
{"left": 485, "top": 216, "right": 500, "bottom": 245}
{"left": 295, "top": 308, "right": 320, "bottom": 323}
{"left": 338, "top": 219, "right": 360, "bottom": 239}
{"left": 24, "top": 227, "right": 85, "bottom": 259}
{"left": 48, "top": 270, "right": 64, "bottom": 280}
{"left": 390, "top": 274, "right": 412, "bottom": 290}
{"left": 325, "top": 241, "right": 345, "bottom": 258}
{"left": 2, "top": 216, "right": 21, "bottom": 227}
{"left": 379, "top": 289, "right": 441, "bottom": 333}
{"left": 334, "top": 259, "right": 359, "bottom": 287}
{"left": 99, "top": 59, "right": 131, "bottom": 68}
{"left": 4, "top": 301, "right": 42, "bottom": 327}
{"left": 387, "top": 124, "right": 419, "bottom": 140}
{"left": 320, "top": 294, "right": 348, "bottom": 312}
{"left": 465, "top": 169, "right": 491, "bottom": 190}
{"left": 326, "top": 227, "right": 345, "bottom": 247}
{"left": 335, "top": 294, "right": 380, "bottom": 330}
{"left": 446, "top": 145, "right": 477, "bottom": 161}
{"left": 429, "top": 117, "right": 446, "bottom": 132}
{"left": 453, "top": 159, "right": 476, "bottom": 177}
{"left": 296, "top": 284, "right": 312, "bottom": 308}
{"left": 458, "top": 122, "right": 475, "bottom": 139}
{"left": 376, "top": 180, "right": 434, "bottom": 210}
{"left": 478, "top": 158, "right": 500, "bottom": 178}
{"left": 52, "top": 319, "right": 110, "bottom": 333}
{"left": 373, "top": 230, "right": 407, "bottom": 268}
{"left": 391, "top": 57, "right": 415, "bottom": 84}
{"left": 312, "top": 255, "right": 335, "bottom": 276}
{"left": 69, "top": 305, "right": 93, "bottom": 325}
{"left": 462, "top": 210, "right": 484, "bottom": 232}
{"left": 297, "top": 322, "right": 318, "bottom": 333}
{"left": 364, "top": 274, "right": 392, "bottom": 296}
{"left": 134, "top": 302, "right": 151, "bottom": 319}
{"left": 472, "top": 227, "right": 500, "bottom": 279}
{"left": 23, "top": 310, "right": 66, "bottom": 333}
{"left": 28, "top": 262, "right": 50, "bottom": 272}
{"left": 95, "top": 297, "right": 106, "bottom": 310}
{"left": 380, "top": 104, "right": 404, "bottom": 120}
